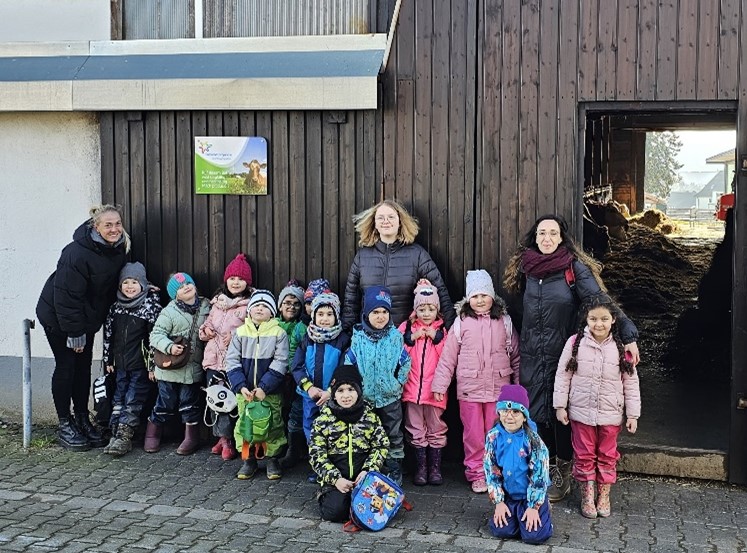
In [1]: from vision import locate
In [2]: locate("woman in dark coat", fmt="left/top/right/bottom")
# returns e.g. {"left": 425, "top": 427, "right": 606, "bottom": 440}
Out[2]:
{"left": 503, "top": 214, "right": 639, "bottom": 501}
{"left": 36, "top": 205, "right": 130, "bottom": 450}
{"left": 342, "top": 199, "right": 455, "bottom": 331}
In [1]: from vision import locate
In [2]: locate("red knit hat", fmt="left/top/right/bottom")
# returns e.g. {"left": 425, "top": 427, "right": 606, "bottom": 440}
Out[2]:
{"left": 223, "top": 254, "right": 252, "bottom": 285}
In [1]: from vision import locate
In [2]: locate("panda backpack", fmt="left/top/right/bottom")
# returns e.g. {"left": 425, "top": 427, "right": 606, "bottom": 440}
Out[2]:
{"left": 344, "top": 471, "right": 412, "bottom": 532}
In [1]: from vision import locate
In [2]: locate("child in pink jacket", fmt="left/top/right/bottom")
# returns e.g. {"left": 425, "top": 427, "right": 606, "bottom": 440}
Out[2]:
{"left": 199, "top": 253, "right": 253, "bottom": 460}
{"left": 553, "top": 296, "right": 640, "bottom": 519}
{"left": 432, "top": 269, "right": 520, "bottom": 493}
{"left": 398, "top": 279, "right": 448, "bottom": 486}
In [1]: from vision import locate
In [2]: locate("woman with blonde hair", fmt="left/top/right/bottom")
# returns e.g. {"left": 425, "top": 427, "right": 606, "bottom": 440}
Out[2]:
{"left": 503, "top": 214, "right": 639, "bottom": 502}
{"left": 342, "top": 199, "right": 455, "bottom": 330}
{"left": 37, "top": 205, "right": 131, "bottom": 451}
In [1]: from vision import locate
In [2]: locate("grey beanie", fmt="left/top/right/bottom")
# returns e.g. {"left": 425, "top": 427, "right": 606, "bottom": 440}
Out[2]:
{"left": 119, "top": 262, "right": 148, "bottom": 291}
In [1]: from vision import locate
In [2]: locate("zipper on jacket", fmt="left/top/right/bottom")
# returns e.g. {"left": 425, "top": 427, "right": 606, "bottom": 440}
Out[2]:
{"left": 347, "top": 425, "right": 354, "bottom": 479}
{"left": 417, "top": 338, "right": 427, "bottom": 404}
{"left": 384, "top": 244, "right": 391, "bottom": 286}
{"left": 253, "top": 342, "right": 259, "bottom": 389}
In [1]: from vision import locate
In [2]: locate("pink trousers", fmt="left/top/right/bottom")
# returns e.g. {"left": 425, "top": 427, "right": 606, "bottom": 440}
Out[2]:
{"left": 570, "top": 420, "right": 621, "bottom": 484}
{"left": 404, "top": 403, "right": 447, "bottom": 449}
{"left": 459, "top": 400, "right": 497, "bottom": 482}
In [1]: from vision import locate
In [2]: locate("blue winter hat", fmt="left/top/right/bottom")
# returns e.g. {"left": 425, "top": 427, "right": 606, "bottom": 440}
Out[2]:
{"left": 167, "top": 272, "right": 195, "bottom": 300}
{"left": 362, "top": 286, "right": 392, "bottom": 322}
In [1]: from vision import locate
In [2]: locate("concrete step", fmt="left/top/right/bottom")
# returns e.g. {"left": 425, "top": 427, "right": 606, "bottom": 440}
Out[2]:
{"left": 619, "top": 442, "right": 727, "bottom": 481}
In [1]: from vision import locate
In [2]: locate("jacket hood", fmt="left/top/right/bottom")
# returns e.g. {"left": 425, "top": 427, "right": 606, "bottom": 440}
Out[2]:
{"left": 454, "top": 294, "right": 508, "bottom": 318}
{"left": 73, "top": 220, "right": 126, "bottom": 252}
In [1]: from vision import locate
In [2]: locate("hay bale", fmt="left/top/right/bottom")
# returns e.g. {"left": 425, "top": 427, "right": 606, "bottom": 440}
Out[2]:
{"left": 659, "top": 222, "right": 677, "bottom": 235}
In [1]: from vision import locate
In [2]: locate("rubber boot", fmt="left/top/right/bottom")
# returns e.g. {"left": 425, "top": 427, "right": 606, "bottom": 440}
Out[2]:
{"left": 57, "top": 416, "right": 90, "bottom": 451}
{"left": 211, "top": 437, "right": 225, "bottom": 455}
{"left": 103, "top": 424, "right": 118, "bottom": 454}
{"left": 237, "top": 456, "right": 258, "bottom": 480}
{"left": 428, "top": 447, "right": 444, "bottom": 485}
{"left": 596, "top": 483, "right": 611, "bottom": 517}
{"left": 221, "top": 438, "right": 238, "bottom": 461}
{"left": 143, "top": 420, "right": 162, "bottom": 453}
{"left": 413, "top": 447, "right": 428, "bottom": 486}
{"left": 266, "top": 457, "right": 283, "bottom": 480}
{"left": 386, "top": 458, "right": 403, "bottom": 486}
{"left": 176, "top": 423, "right": 200, "bottom": 455}
{"left": 548, "top": 458, "right": 572, "bottom": 502}
{"left": 280, "top": 431, "right": 306, "bottom": 469}
{"left": 580, "top": 481, "right": 597, "bottom": 519}
{"left": 107, "top": 425, "right": 135, "bottom": 457}
{"left": 74, "top": 411, "right": 107, "bottom": 448}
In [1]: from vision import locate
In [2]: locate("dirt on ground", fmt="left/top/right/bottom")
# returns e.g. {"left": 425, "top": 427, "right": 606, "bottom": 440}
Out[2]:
{"left": 600, "top": 221, "right": 729, "bottom": 383}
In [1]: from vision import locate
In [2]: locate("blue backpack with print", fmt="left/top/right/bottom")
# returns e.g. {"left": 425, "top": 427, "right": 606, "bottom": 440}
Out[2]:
{"left": 344, "top": 471, "right": 411, "bottom": 532}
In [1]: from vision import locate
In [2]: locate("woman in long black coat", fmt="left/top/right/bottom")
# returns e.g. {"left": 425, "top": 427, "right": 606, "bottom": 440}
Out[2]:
{"left": 503, "top": 214, "right": 639, "bottom": 501}
{"left": 342, "top": 199, "right": 455, "bottom": 331}
{"left": 36, "top": 205, "right": 129, "bottom": 450}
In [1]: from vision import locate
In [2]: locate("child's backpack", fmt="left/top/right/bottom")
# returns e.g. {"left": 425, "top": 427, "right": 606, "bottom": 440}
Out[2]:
{"left": 344, "top": 471, "right": 411, "bottom": 532}
{"left": 234, "top": 395, "right": 272, "bottom": 460}
{"left": 451, "top": 312, "right": 514, "bottom": 355}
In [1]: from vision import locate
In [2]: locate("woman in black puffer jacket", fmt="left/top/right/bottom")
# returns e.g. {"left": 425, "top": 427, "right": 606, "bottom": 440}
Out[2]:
{"left": 503, "top": 214, "right": 639, "bottom": 502}
{"left": 342, "top": 199, "right": 455, "bottom": 331}
{"left": 36, "top": 205, "right": 130, "bottom": 451}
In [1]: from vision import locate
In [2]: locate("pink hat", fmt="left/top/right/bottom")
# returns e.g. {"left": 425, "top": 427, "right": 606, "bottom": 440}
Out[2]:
{"left": 413, "top": 278, "right": 440, "bottom": 311}
{"left": 223, "top": 254, "right": 252, "bottom": 285}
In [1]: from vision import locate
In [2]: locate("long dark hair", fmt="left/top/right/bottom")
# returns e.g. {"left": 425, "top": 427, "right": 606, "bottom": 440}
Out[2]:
{"left": 503, "top": 214, "right": 604, "bottom": 294}
{"left": 564, "top": 296, "right": 635, "bottom": 375}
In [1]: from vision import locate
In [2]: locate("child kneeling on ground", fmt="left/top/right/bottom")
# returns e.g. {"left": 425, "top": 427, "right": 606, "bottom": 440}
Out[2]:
{"left": 309, "top": 364, "right": 389, "bottom": 522}
{"left": 484, "top": 384, "right": 553, "bottom": 545}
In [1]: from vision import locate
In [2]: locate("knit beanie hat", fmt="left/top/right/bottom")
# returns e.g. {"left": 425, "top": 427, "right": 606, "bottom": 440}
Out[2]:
{"left": 223, "top": 253, "right": 252, "bottom": 285}
{"left": 167, "top": 272, "right": 196, "bottom": 300}
{"left": 277, "top": 279, "right": 305, "bottom": 308}
{"left": 304, "top": 278, "right": 331, "bottom": 304}
{"left": 119, "top": 262, "right": 148, "bottom": 291}
{"left": 248, "top": 289, "right": 277, "bottom": 317}
{"left": 413, "top": 278, "right": 440, "bottom": 311}
{"left": 330, "top": 363, "right": 363, "bottom": 397}
{"left": 362, "top": 285, "right": 392, "bottom": 321}
{"left": 466, "top": 269, "right": 496, "bottom": 299}
{"left": 311, "top": 292, "right": 341, "bottom": 324}
{"left": 496, "top": 384, "right": 530, "bottom": 420}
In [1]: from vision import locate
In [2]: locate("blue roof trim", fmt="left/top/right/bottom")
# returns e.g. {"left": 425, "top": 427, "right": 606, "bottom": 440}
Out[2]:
{"left": 0, "top": 50, "right": 383, "bottom": 82}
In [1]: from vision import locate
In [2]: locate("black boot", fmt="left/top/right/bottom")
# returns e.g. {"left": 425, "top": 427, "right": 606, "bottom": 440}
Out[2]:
{"left": 413, "top": 447, "right": 428, "bottom": 486}
{"left": 280, "top": 431, "right": 307, "bottom": 469}
{"left": 386, "top": 458, "right": 403, "bottom": 486}
{"left": 57, "top": 417, "right": 90, "bottom": 451}
{"left": 74, "top": 411, "right": 107, "bottom": 448}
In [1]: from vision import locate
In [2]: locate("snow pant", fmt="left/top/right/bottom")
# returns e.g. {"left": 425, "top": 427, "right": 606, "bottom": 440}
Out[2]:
{"left": 318, "top": 487, "right": 351, "bottom": 522}
{"left": 488, "top": 497, "right": 553, "bottom": 545}
{"left": 149, "top": 381, "right": 201, "bottom": 425}
{"left": 375, "top": 400, "right": 404, "bottom": 459}
{"left": 459, "top": 400, "right": 496, "bottom": 482}
{"left": 110, "top": 367, "right": 151, "bottom": 428}
{"left": 570, "top": 420, "right": 621, "bottom": 484}
{"left": 404, "top": 402, "right": 447, "bottom": 449}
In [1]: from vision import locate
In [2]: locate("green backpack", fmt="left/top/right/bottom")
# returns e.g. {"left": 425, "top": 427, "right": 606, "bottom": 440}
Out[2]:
{"left": 235, "top": 395, "right": 272, "bottom": 459}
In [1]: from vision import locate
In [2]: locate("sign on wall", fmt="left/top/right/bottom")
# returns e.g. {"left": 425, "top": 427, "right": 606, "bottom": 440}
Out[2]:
{"left": 194, "top": 136, "right": 268, "bottom": 195}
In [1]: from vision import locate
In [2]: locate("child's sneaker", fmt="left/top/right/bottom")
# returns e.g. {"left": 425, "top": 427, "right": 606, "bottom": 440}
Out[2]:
{"left": 471, "top": 478, "right": 488, "bottom": 493}
{"left": 237, "top": 458, "right": 258, "bottom": 480}
{"left": 266, "top": 457, "right": 282, "bottom": 480}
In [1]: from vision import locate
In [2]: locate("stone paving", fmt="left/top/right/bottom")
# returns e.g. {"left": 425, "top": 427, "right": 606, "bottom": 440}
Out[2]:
{"left": 0, "top": 428, "right": 746, "bottom": 553}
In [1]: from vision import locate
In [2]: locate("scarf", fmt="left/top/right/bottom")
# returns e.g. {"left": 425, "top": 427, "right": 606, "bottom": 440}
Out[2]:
{"left": 327, "top": 397, "right": 366, "bottom": 424}
{"left": 307, "top": 322, "right": 343, "bottom": 344}
{"left": 116, "top": 288, "right": 147, "bottom": 310}
{"left": 176, "top": 298, "right": 201, "bottom": 314}
{"left": 521, "top": 246, "right": 575, "bottom": 279}
{"left": 359, "top": 319, "right": 392, "bottom": 343}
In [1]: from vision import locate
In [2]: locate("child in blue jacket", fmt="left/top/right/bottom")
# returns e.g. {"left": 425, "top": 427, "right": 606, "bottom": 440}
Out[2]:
{"left": 484, "top": 384, "right": 553, "bottom": 545}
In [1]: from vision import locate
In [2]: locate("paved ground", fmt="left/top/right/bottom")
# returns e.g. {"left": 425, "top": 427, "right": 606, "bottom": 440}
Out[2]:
{"left": 0, "top": 424, "right": 745, "bottom": 553}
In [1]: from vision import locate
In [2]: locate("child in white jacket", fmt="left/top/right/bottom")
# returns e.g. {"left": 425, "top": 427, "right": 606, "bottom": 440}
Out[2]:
{"left": 553, "top": 297, "right": 641, "bottom": 519}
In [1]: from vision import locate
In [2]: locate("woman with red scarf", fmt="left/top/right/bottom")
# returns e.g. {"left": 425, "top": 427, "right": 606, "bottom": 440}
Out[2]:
{"left": 503, "top": 214, "right": 639, "bottom": 502}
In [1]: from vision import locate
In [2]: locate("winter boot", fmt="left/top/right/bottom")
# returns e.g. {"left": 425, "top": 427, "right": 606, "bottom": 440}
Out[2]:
{"left": 596, "top": 483, "right": 612, "bottom": 517}
{"left": 211, "top": 437, "right": 225, "bottom": 455}
{"left": 413, "top": 447, "right": 428, "bottom": 486}
{"left": 237, "top": 457, "right": 258, "bottom": 480}
{"left": 143, "top": 420, "right": 162, "bottom": 453}
{"left": 548, "top": 458, "right": 573, "bottom": 502}
{"left": 106, "top": 425, "right": 135, "bottom": 457}
{"left": 427, "top": 447, "right": 444, "bottom": 485}
{"left": 176, "top": 423, "right": 200, "bottom": 455}
{"left": 280, "top": 431, "right": 306, "bottom": 469}
{"left": 103, "top": 424, "right": 118, "bottom": 454}
{"left": 386, "top": 458, "right": 403, "bottom": 486}
{"left": 74, "top": 411, "right": 107, "bottom": 448}
{"left": 221, "top": 438, "right": 238, "bottom": 461}
{"left": 56, "top": 416, "right": 90, "bottom": 451}
{"left": 266, "top": 457, "right": 283, "bottom": 480}
{"left": 580, "top": 481, "right": 597, "bottom": 519}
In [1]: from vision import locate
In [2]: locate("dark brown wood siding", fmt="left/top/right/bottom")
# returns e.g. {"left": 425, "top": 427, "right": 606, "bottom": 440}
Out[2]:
{"left": 101, "top": 0, "right": 747, "bottom": 481}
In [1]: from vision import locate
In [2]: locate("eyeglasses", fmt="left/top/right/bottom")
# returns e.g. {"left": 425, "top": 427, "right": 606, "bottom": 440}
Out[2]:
{"left": 498, "top": 409, "right": 523, "bottom": 417}
{"left": 375, "top": 215, "right": 399, "bottom": 222}
{"left": 536, "top": 230, "right": 560, "bottom": 239}
{"left": 281, "top": 300, "right": 301, "bottom": 308}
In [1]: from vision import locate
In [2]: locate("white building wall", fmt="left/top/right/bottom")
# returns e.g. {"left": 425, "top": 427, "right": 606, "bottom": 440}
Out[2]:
{"left": 0, "top": 112, "right": 102, "bottom": 358}
{"left": 0, "top": 0, "right": 110, "bottom": 41}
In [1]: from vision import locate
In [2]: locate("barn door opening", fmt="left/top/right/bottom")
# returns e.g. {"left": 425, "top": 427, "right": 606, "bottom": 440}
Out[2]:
{"left": 580, "top": 102, "right": 737, "bottom": 481}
